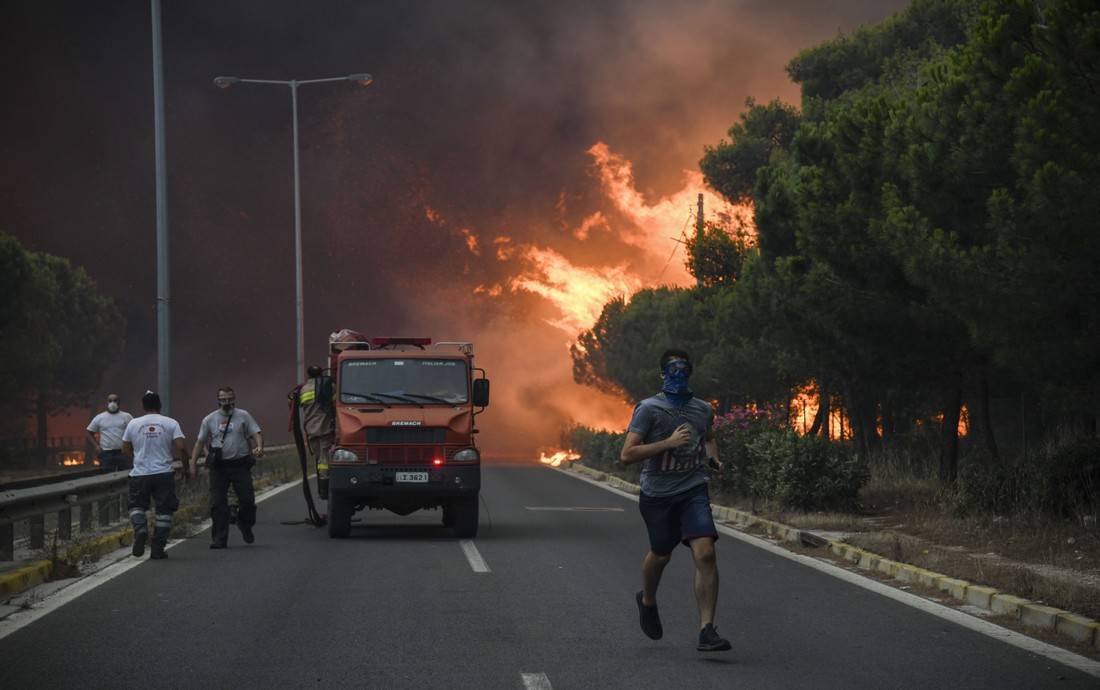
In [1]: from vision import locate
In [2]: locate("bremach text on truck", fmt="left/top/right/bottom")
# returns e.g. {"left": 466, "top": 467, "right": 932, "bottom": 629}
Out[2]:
{"left": 325, "top": 335, "right": 490, "bottom": 539}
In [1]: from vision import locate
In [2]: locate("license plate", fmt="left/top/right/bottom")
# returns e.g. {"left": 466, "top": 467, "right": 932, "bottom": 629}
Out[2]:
{"left": 395, "top": 471, "right": 429, "bottom": 483}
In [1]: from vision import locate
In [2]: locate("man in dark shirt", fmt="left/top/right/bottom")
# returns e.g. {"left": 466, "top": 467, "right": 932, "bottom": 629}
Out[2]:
{"left": 620, "top": 349, "right": 731, "bottom": 652}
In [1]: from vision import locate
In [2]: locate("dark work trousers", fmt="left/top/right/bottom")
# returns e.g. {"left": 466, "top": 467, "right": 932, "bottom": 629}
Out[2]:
{"left": 128, "top": 472, "right": 179, "bottom": 546}
{"left": 209, "top": 461, "right": 256, "bottom": 545}
{"left": 99, "top": 448, "right": 132, "bottom": 472}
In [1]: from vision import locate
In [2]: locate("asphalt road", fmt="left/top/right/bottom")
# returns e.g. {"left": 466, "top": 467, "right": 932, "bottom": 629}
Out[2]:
{"left": 0, "top": 464, "right": 1095, "bottom": 689}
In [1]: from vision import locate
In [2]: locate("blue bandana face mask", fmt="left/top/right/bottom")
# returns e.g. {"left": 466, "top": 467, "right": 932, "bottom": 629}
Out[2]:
{"left": 661, "top": 360, "right": 693, "bottom": 403}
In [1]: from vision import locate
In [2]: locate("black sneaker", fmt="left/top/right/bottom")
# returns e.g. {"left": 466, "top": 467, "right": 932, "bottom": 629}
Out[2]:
{"left": 209, "top": 541, "right": 227, "bottom": 550}
{"left": 636, "top": 591, "right": 663, "bottom": 640}
{"left": 149, "top": 544, "right": 167, "bottom": 560}
{"left": 241, "top": 526, "right": 255, "bottom": 544}
{"left": 132, "top": 531, "right": 147, "bottom": 558}
{"left": 697, "top": 623, "right": 731, "bottom": 652}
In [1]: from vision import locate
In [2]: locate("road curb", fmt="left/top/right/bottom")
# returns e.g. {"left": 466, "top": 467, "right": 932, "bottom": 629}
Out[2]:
{"left": 0, "top": 528, "right": 133, "bottom": 600}
{"left": 566, "top": 461, "right": 1100, "bottom": 651}
{"left": 0, "top": 474, "right": 283, "bottom": 603}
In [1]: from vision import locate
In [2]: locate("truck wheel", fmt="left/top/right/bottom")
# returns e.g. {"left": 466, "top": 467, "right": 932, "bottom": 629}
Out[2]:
{"left": 453, "top": 495, "right": 479, "bottom": 538}
{"left": 328, "top": 494, "right": 352, "bottom": 539}
{"left": 442, "top": 505, "right": 455, "bottom": 528}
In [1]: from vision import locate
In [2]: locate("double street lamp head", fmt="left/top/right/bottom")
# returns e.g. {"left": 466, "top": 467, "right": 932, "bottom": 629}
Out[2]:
{"left": 212, "top": 74, "right": 373, "bottom": 89}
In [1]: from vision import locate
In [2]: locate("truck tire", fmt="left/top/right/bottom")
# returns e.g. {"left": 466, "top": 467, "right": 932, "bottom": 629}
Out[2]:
{"left": 452, "top": 495, "right": 479, "bottom": 538}
{"left": 328, "top": 494, "right": 352, "bottom": 539}
{"left": 442, "top": 504, "right": 456, "bottom": 528}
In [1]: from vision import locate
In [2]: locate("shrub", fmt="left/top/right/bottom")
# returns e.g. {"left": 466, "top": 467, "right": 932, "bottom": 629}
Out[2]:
{"left": 946, "top": 437, "right": 1100, "bottom": 520}
{"left": 744, "top": 429, "right": 868, "bottom": 511}
{"left": 712, "top": 409, "right": 783, "bottom": 500}
{"left": 568, "top": 426, "right": 638, "bottom": 482}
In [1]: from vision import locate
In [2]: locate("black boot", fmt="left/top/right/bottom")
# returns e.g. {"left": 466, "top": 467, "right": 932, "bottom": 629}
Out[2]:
{"left": 132, "top": 529, "right": 148, "bottom": 557}
{"left": 150, "top": 527, "right": 169, "bottom": 560}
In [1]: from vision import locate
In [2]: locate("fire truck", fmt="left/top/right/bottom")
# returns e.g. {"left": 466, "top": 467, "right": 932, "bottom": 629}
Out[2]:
{"left": 324, "top": 334, "right": 490, "bottom": 539}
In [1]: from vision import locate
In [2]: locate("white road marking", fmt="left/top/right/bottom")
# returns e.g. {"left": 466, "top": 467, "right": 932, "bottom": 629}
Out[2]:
{"left": 460, "top": 539, "right": 490, "bottom": 573}
{"left": 520, "top": 672, "right": 553, "bottom": 689}
{"left": 0, "top": 477, "right": 307, "bottom": 641}
{"left": 524, "top": 506, "right": 623, "bottom": 512}
{"left": 554, "top": 467, "right": 1100, "bottom": 680}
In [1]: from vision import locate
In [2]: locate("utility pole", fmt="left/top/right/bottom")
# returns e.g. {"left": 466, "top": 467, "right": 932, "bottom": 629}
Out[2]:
{"left": 151, "top": 0, "right": 171, "bottom": 412}
{"left": 695, "top": 193, "right": 705, "bottom": 288}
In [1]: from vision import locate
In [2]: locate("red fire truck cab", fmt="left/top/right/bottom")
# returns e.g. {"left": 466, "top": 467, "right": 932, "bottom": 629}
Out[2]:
{"left": 325, "top": 334, "right": 489, "bottom": 538}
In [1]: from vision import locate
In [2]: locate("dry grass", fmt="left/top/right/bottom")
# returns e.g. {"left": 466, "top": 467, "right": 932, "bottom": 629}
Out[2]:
{"left": 846, "top": 530, "right": 1100, "bottom": 619}
{"left": 748, "top": 450, "right": 1100, "bottom": 619}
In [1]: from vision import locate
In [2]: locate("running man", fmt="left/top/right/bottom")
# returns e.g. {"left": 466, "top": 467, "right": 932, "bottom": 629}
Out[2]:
{"left": 620, "top": 349, "right": 731, "bottom": 652}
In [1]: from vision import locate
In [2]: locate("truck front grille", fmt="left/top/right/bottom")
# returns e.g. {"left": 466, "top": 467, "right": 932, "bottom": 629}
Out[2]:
{"left": 370, "top": 445, "right": 442, "bottom": 465}
{"left": 366, "top": 427, "right": 447, "bottom": 444}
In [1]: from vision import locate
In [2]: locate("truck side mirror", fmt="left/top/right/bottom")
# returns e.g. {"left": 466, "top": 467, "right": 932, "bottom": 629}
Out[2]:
{"left": 472, "top": 378, "right": 490, "bottom": 407}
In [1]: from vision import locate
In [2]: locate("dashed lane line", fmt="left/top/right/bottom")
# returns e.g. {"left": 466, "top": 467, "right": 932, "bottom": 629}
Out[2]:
{"left": 460, "top": 539, "right": 490, "bottom": 573}
{"left": 524, "top": 506, "right": 624, "bottom": 512}
{"left": 521, "top": 672, "right": 553, "bottom": 689}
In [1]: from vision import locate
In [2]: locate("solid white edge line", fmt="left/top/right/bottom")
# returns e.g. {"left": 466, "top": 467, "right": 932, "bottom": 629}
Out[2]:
{"left": 460, "top": 539, "right": 490, "bottom": 573}
{"left": 0, "top": 477, "right": 308, "bottom": 641}
{"left": 552, "top": 466, "right": 1100, "bottom": 680}
{"left": 520, "top": 672, "right": 553, "bottom": 690}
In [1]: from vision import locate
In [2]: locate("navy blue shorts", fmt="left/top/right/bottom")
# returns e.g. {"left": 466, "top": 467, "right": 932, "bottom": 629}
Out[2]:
{"left": 638, "top": 482, "right": 718, "bottom": 556}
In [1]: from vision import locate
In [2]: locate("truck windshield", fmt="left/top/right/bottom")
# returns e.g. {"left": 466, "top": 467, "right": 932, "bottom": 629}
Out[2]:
{"left": 340, "top": 359, "right": 469, "bottom": 405}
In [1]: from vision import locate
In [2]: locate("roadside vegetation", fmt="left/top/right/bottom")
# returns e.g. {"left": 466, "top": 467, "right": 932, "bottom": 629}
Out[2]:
{"left": 0, "top": 233, "right": 123, "bottom": 467}
{"left": 568, "top": 0, "right": 1100, "bottom": 616}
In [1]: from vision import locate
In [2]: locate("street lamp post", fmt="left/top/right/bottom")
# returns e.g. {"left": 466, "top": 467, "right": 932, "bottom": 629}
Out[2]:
{"left": 214, "top": 73, "right": 373, "bottom": 384}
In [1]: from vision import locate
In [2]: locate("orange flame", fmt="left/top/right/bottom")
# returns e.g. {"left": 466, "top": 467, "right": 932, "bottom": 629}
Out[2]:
{"left": 511, "top": 247, "right": 641, "bottom": 333}
{"left": 538, "top": 449, "right": 581, "bottom": 467}
{"left": 61, "top": 452, "right": 85, "bottom": 467}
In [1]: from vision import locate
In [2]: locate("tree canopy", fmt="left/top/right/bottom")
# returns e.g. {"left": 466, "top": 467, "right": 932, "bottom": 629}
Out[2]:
{"left": 0, "top": 233, "right": 123, "bottom": 455}
{"left": 572, "top": 0, "right": 1100, "bottom": 481}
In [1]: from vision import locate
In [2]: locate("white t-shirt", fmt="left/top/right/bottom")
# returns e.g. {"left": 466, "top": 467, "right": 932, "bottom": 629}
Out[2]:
{"left": 86, "top": 411, "right": 134, "bottom": 451}
{"left": 122, "top": 414, "right": 185, "bottom": 477}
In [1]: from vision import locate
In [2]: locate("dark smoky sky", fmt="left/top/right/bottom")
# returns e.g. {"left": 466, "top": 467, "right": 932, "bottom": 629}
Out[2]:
{"left": 1, "top": 0, "right": 908, "bottom": 456}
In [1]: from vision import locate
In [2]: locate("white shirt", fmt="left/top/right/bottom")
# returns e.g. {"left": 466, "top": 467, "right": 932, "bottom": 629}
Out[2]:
{"left": 87, "top": 410, "right": 134, "bottom": 451}
{"left": 123, "top": 414, "right": 185, "bottom": 477}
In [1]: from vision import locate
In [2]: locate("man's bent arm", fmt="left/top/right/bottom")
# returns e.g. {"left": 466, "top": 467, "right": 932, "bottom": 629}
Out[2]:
{"left": 621, "top": 431, "right": 672, "bottom": 466}
{"left": 122, "top": 441, "right": 134, "bottom": 458}
{"left": 86, "top": 430, "right": 100, "bottom": 452}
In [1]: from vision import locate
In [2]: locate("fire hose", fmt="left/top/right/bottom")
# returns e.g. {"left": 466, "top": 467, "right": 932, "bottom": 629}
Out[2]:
{"left": 282, "top": 384, "right": 326, "bottom": 527}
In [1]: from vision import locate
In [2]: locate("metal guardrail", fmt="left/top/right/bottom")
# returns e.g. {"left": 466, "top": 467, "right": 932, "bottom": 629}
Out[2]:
{"left": 0, "top": 445, "right": 299, "bottom": 561}
{"left": 0, "top": 470, "right": 131, "bottom": 561}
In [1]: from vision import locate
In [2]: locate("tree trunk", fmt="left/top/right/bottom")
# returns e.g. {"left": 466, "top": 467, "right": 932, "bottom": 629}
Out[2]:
{"left": 939, "top": 387, "right": 963, "bottom": 483}
{"left": 978, "top": 371, "right": 1000, "bottom": 463}
{"left": 785, "top": 385, "right": 793, "bottom": 430}
{"left": 36, "top": 389, "right": 49, "bottom": 467}
{"left": 808, "top": 382, "right": 828, "bottom": 437}
{"left": 881, "top": 402, "right": 896, "bottom": 449}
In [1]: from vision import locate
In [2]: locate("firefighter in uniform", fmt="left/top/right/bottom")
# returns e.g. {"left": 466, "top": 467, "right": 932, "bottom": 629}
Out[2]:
{"left": 299, "top": 365, "right": 335, "bottom": 499}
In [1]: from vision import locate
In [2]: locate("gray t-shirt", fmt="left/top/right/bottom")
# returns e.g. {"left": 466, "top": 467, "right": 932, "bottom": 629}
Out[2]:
{"left": 197, "top": 408, "right": 261, "bottom": 461}
{"left": 628, "top": 393, "right": 714, "bottom": 498}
